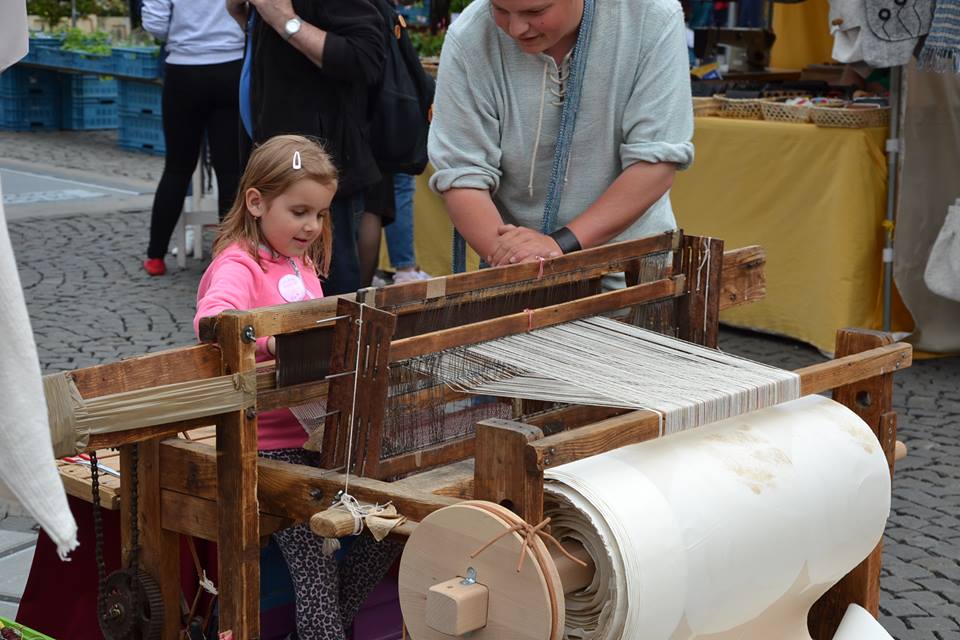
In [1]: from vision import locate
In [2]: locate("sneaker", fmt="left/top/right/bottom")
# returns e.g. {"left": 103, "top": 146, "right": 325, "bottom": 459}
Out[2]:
{"left": 371, "top": 273, "right": 392, "bottom": 288}
{"left": 393, "top": 268, "right": 431, "bottom": 284}
{"left": 143, "top": 258, "right": 166, "bottom": 276}
{"left": 170, "top": 225, "right": 195, "bottom": 257}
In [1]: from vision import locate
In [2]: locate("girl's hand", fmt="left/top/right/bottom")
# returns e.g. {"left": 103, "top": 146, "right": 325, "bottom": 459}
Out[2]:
{"left": 488, "top": 225, "right": 561, "bottom": 266}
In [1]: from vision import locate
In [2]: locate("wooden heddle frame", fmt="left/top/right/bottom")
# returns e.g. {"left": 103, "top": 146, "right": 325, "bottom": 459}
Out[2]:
{"left": 47, "top": 231, "right": 912, "bottom": 640}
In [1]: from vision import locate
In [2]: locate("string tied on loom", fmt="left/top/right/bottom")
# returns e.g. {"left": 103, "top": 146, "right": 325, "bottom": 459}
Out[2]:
{"left": 536, "top": 255, "right": 546, "bottom": 280}
{"left": 469, "top": 516, "right": 588, "bottom": 573}
{"left": 524, "top": 308, "right": 534, "bottom": 331}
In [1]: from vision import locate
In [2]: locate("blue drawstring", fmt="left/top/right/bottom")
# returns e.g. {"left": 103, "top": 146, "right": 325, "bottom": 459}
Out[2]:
{"left": 452, "top": 0, "right": 596, "bottom": 273}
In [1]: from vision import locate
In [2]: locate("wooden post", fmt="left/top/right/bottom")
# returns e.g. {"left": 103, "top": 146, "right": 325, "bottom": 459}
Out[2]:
{"left": 673, "top": 234, "right": 724, "bottom": 347}
{"left": 216, "top": 311, "right": 260, "bottom": 638}
{"left": 808, "top": 328, "right": 898, "bottom": 640}
{"left": 473, "top": 419, "right": 545, "bottom": 524}
{"left": 137, "top": 440, "right": 182, "bottom": 639}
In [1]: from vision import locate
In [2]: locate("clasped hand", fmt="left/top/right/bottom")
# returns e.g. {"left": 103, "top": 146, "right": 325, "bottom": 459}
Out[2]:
{"left": 487, "top": 225, "right": 561, "bottom": 267}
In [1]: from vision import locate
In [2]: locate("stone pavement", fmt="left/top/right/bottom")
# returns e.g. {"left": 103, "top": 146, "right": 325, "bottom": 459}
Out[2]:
{"left": 3, "top": 129, "right": 960, "bottom": 637}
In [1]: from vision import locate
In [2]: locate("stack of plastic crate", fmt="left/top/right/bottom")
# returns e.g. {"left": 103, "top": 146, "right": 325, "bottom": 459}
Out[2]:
{"left": 60, "top": 74, "right": 118, "bottom": 130}
{"left": 117, "top": 79, "right": 164, "bottom": 154}
{"left": 0, "top": 67, "right": 61, "bottom": 131}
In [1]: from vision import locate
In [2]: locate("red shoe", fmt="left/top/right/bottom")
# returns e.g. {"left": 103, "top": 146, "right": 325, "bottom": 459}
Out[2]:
{"left": 142, "top": 258, "right": 166, "bottom": 276}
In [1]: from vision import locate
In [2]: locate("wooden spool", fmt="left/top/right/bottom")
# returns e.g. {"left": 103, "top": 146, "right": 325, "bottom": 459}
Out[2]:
{"left": 399, "top": 501, "right": 568, "bottom": 640}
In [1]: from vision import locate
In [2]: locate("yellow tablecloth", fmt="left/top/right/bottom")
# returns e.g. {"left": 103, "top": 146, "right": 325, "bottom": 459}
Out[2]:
{"left": 389, "top": 117, "right": 910, "bottom": 354}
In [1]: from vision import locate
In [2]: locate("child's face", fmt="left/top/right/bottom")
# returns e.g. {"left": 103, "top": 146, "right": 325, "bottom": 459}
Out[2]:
{"left": 247, "top": 179, "right": 335, "bottom": 258}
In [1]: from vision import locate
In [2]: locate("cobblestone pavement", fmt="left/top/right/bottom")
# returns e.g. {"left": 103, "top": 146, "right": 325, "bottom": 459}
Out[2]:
{"left": 5, "top": 130, "right": 960, "bottom": 637}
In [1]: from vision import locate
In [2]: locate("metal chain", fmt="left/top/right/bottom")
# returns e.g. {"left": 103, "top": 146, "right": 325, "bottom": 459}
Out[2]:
{"left": 129, "top": 443, "right": 141, "bottom": 633}
{"left": 89, "top": 450, "right": 107, "bottom": 621}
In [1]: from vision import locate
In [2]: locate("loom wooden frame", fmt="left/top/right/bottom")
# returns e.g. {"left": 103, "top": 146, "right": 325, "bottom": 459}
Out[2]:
{"left": 59, "top": 232, "right": 910, "bottom": 640}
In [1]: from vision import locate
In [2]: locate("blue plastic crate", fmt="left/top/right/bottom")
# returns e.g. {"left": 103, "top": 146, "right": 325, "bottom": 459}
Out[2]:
{"left": 397, "top": 4, "right": 430, "bottom": 26}
{"left": 23, "top": 34, "right": 64, "bottom": 63}
{"left": 0, "top": 93, "right": 60, "bottom": 131}
{"left": 112, "top": 46, "right": 161, "bottom": 79}
{"left": 61, "top": 73, "right": 117, "bottom": 99}
{"left": 62, "top": 49, "right": 115, "bottom": 74}
{"left": 118, "top": 112, "right": 165, "bottom": 154}
{"left": 118, "top": 79, "right": 162, "bottom": 115}
{"left": 62, "top": 97, "right": 118, "bottom": 130}
{"left": 0, "top": 67, "right": 60, "bottom": 98}
{"left": 36, "top": 46, "right": 73, "bottom": 68}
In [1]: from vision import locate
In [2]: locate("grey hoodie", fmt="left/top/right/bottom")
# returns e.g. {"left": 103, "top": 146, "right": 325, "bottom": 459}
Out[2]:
{"left": 428, "top": 0, "right": 694, "bottom": 241}
{"left": 142, "top": 0, "right": 244, "bottom": 66}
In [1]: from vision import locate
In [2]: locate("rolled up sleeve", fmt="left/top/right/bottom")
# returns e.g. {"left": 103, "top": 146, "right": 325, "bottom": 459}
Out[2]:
{"left": 620, "top": 8, "right": 695, "bottom": 171}
{"left": 427, "top": 33, "right": 503, "bottom": 194}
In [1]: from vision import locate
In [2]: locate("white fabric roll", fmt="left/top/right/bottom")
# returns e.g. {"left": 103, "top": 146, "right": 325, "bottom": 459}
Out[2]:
{"left": 833, "top": 604, "right": 894, "bottom": 640}
{"left": 545, "top": 395, "right": 891, "bottom": 640}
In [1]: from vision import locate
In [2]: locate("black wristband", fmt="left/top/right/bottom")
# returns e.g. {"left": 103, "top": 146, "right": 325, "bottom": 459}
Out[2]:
{"left": 548, "top": 226, "right": 582, "bottom": 254}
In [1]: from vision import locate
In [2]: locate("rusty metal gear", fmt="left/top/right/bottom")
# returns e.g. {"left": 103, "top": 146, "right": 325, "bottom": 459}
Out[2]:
{"left": 99, "top": 569, "right": 164, "bottom": 640}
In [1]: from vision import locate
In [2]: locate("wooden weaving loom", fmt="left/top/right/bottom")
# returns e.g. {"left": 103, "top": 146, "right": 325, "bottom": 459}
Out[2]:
{"left": 49, "top": 230, "right": 912, "bottom": 640}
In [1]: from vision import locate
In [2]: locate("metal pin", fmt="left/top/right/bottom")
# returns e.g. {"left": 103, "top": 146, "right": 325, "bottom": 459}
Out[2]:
{"left": 461, "top": 567, "right": 478, "bottom": 585}
{"left": 325, "top": 371, "right": 356, "bottom": 380}
{"left": 315, "top": 314, "right": 351, "bottom": 325}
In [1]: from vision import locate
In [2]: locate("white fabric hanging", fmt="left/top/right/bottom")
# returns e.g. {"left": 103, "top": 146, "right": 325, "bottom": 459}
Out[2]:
{"left": 923, "top": 199, "right": 960, "bottom": 302}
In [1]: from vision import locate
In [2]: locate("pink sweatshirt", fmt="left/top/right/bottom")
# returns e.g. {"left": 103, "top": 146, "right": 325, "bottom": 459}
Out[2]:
{"left": 194, "top": 242, "right": 325, "bottom": 451}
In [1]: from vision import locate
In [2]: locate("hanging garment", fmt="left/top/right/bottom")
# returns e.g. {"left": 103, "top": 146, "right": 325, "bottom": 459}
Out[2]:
{"left": 923, "top": 199, "right": 960, "bottom": 302}
{"left": 829, "top": 0, "right": 933, "bottom": 67}
{"left": 918, "top": 0, "right": 960, "bottom": 71}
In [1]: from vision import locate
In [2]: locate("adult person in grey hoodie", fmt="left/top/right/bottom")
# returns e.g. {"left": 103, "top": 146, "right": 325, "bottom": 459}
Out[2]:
{"left": 428, "top": 0, "right": 694, "bottom": 268}
{"left": 141, "top": 0, "right": 245, "bottom": 276}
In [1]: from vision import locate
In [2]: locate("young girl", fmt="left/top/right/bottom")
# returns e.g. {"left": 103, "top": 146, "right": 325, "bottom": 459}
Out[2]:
{"left": 194, "top": 135, "right": 401, "bottom": 640}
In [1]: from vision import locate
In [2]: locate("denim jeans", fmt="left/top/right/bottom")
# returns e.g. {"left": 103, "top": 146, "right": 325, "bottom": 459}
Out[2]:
{"left": 324, "top": 193, "right": 365, "bottom": 295}
{"left": 385, "top": 173, "right": 416, "bottom": 270}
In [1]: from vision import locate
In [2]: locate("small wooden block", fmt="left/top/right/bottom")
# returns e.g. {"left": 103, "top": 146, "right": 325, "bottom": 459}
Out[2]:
{"left": 426, "top": 577, "right": 489, "bottom": 636}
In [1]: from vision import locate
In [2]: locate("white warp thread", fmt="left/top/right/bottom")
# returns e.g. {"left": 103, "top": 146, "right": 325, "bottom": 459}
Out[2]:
{"left": 431, "top": 316, "right": 800, "bottom": 433}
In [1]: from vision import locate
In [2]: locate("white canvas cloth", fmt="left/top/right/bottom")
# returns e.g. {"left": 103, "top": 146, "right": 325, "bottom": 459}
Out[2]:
{"left": 0, "top": 3, "right": 78, "bottom": 560}
{"left": 923, "top": 200, "right": 960, "bottom": 302}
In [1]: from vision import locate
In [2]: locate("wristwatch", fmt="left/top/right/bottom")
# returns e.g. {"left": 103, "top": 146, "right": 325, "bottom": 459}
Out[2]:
{"left": 282, "top": 16, "right": 302, "bottom": 40}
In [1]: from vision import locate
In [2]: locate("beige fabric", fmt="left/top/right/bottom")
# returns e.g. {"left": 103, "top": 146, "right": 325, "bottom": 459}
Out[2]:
{"left": 365, "top": 504, "right": 406, "bottom": 541}
{"left": 43, "top": 373, "right": 85, "bottom": 458}
{"left": 0, "top": 1, "right": 27, "bottom": 72}
{"left": 895, "top": 62, "right": 960, "bottom": 352}
{"left": 43, "top": 370, "right": 257, "bottom": 453}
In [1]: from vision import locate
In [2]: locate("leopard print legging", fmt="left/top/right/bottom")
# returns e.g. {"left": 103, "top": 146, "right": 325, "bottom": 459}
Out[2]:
{"left": 259, "top": 448, "right": 403, "bottom": 640}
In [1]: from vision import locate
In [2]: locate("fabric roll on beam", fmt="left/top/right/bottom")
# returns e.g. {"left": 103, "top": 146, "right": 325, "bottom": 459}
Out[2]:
{"left": 544, "top": 395, "right": 892, "bottom": 640}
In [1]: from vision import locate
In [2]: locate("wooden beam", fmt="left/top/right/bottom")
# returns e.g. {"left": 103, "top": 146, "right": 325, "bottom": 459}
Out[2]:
{"left": 395, "top": 460, "right": 475, "bottom": 499}
{"left": 70, "top": 344, "right": 222, "bottom": 398}
{"left": 390, "top": 275, "right": 685, "bottom": 361}
{"left": 161, "top": 489, "right": 289, "bottom": 542}
{"left": 809, "top": 329, "right": 898, "bottom": 640}
{"left": 718, "top": 245, "right": 765, "bottom": 310}
{"left": 799, "top": 343, "right": 911, "bottom": 396}
{"left": 377, "top": 435, "right": 476, "bottom": 479}
{"left": 136, "top": 441, "right": 181, "bottom": 640}
{"left": 674, "top": 235, "right": 724, "bottom": 347}
{"left": 214, "top": 312, "right": 260, "bottom": 639}
{"left": 159, "top": 439, "right": 459, "bottom": 523}
{"left": 474, "top": 419, "right": 545, "bottom": 524}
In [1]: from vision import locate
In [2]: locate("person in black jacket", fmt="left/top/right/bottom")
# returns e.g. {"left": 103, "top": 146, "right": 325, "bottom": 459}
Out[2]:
{"left": 231, "top": 0, "right": 387, "bottom": 295}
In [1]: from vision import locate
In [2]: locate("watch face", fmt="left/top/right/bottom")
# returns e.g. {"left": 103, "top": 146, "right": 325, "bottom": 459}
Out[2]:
{"left": 285, "top": 18, "right": 301, "bottom": 36}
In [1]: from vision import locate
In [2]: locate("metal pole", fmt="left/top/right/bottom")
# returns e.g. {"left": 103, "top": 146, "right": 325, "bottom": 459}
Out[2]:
{"left": 883, "top": 65, "right": 903, "bottom": 332}
{"left": 71, "top": 0, "right": 77, "bottom": 28}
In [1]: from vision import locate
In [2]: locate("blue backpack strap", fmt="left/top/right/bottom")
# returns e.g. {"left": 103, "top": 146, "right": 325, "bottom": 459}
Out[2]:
{"left": 539, "top": 0, "right": 596, "bottom": 234}
{"left": 239, "top": 10, "right": 257, "bottom": 140}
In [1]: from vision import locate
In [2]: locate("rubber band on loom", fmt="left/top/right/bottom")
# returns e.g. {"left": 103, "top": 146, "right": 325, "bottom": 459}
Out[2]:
{"left": 524, "top": 308, "right": 534, "bottom": 331}
{"left": 537, "top": 256, "right": 545, "bottom": 280}
{"left": 470, "top": 516, "right": 588, "bottom": 573}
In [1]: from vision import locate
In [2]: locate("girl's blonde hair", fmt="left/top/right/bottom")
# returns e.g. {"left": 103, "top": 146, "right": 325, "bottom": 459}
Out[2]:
{"left": 214, "top": 134, "right": 338, "bottom": 276}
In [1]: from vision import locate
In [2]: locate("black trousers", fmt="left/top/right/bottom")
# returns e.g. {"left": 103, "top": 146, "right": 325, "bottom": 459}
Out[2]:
{"left": 146, "top": 60, "right": 242, "bottom": 259}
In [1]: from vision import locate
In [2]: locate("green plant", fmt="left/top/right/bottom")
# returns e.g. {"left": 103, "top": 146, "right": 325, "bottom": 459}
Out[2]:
{"left": 27, "top": 0, "right": 122, "bottom": 28}
{"left": 61, "top": 27, "right": 112, "bottom": 55}
{"left": 409, "top": 28, "right": 446, "bottom": 57}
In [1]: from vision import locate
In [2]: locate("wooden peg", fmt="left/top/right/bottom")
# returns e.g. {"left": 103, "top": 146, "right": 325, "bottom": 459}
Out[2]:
{"left": 426, "top": 576, "right": 490, "bottom": 636}
{"left": 310, "top": 507, "right": 359, "bottom": 538}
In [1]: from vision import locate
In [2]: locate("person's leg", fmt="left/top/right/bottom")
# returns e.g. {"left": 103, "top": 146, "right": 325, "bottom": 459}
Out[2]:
{"left": 261, "top": 449, "right": 346, "bottom": 640}
{"left": 385, "top": 173, "right": 416, "bottom": 270}
{"left": 204, "top": 59, "right": 243, "bottom": 219}
{"left": 324, "top": 194, "right": 362, "bottom": 295}
{"left": 338, "top": 531, "right": 403, "bottom": 628}
{"left": 357, "top": 211, "right": 382, "bottom": 288}
{"left": 145, "top": 64, "right": 206, "bottom": 261}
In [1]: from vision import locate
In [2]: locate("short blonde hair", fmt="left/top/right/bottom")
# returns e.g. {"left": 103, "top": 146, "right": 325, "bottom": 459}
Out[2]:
{"left": 214, "top": 135, "right": 338, "bottom": 276}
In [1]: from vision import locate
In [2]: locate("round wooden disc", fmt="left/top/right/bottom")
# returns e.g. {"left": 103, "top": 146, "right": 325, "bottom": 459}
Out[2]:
{"left": 399, "top": 501, "right": 562, "bottom": 640}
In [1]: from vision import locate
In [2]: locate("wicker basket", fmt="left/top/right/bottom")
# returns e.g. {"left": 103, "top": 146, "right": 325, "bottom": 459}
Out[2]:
{"left": 714, "top": 95, "right": 764, "bottom": 120}
{"left": 760, "top": 97, "right": 813, "bottom": 123}
{"left": 810, "top": 104, "right": 890, "bottom": 128}
{"left": 693, "top": 96, "right": 721, "bottom": 117}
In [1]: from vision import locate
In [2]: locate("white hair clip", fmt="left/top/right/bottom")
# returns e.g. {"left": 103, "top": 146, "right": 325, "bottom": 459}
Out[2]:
{"left": 292, "top": 151, "right": 302, "bottom": 170}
